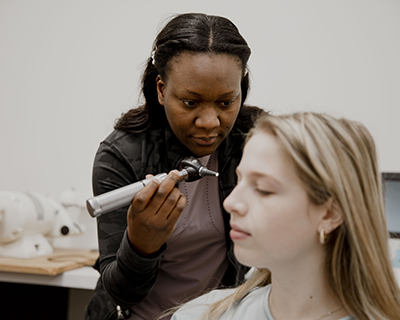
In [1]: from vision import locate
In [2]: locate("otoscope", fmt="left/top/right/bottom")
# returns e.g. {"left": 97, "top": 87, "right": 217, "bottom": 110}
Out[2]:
{"left": 86, "top": 157, "right": 219, "bottom": 218}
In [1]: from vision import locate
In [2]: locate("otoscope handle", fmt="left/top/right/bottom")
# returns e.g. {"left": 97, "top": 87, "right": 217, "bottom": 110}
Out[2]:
{"left": 86, "top": 156, "right": 219, "bottom": 218}
{"left": 87, "top": 171, "right": 189, "bottom": 218}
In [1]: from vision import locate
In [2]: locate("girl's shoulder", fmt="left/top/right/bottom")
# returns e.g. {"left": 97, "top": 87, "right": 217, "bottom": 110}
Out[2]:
{"left": 172, "top": 286, "right": 270, "bottom": 320}
{"left": 171, "top": 288, "right": 236, "bottom": 320}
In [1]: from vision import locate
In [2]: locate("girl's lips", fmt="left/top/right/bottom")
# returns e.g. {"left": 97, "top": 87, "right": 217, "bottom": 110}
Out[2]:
{"left": 230, "top": 225, "right": 251, "bottom": 240}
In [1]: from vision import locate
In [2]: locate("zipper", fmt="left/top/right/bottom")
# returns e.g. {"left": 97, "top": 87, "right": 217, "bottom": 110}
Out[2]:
{"left": 105, "top": 305, "right": 130, "bottom": 320}
{"left": 116, "top": 305, "right": 124, "bottom": 319}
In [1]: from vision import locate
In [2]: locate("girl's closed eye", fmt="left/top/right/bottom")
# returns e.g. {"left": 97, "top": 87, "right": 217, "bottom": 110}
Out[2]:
{"left": 255, "top": 187, "right": 272, "bottom": 196}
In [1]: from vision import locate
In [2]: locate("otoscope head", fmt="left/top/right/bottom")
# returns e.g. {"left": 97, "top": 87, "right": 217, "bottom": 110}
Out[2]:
{"left": 180, "top": 157, "right": 219, "bottom": 182}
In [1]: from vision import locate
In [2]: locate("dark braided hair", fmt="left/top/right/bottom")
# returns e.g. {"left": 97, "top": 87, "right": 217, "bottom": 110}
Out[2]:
{"left": 115, "top": 13, "right": 258, "bottom": 133}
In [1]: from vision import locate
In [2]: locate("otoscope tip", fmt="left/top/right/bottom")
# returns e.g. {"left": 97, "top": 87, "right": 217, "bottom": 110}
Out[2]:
{"left": 199, "top": 167, "right": 219, "bottom": 178}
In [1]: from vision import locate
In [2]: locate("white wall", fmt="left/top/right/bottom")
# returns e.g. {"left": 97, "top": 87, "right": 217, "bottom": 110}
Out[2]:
{"left": 1, "top": 0, "right": 400, "bottom": 202}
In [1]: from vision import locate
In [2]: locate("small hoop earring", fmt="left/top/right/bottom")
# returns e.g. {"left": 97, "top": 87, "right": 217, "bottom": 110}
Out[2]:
{"left": 319, "top": 229, "right": 326, "bottom": 244}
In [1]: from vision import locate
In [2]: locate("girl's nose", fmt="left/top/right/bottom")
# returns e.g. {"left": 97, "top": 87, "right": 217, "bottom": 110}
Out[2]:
{"left": 223, "top": 185, "right": 247, "bottom": 216}
{"left": 195, "top": 107, "right": 220, "bottom": 130}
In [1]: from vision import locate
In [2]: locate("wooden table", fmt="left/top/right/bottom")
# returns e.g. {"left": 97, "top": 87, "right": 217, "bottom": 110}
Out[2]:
{"left": 0, "top": 248, "right": 99, "bottom": 276}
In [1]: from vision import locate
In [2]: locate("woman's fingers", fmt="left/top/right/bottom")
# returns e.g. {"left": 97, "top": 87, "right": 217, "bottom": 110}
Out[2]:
{"left": 129, "top": 176, "right": 162, "bottom": 213}
{"left": 166, "top": 192, "right": 187, "bottom": 222}
{"left": 138, "top": 170, "right": 181, "bottom": 215}
{"left": 155, "top": 187, "right": 186, "bottom": 220}
{"left": 126, "top": 170, "right": 186, "bottom": 255}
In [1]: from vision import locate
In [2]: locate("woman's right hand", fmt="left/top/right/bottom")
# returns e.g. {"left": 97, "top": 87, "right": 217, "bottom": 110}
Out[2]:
{"left": 126, "top": 170, "right": 187, "bottom": 256}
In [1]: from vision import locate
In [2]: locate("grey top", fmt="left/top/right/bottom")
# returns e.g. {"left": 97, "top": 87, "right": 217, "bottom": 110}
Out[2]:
{"left": 128, "top": 152, "right": 229, "bottom": 319}
{"left": 171, "top": 284, "right": 357, "bottom": 320}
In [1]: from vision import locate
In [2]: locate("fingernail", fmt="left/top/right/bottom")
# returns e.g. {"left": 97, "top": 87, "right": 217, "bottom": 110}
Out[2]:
{"left": 170, "top": 170, "right": 179, "bottom": 178}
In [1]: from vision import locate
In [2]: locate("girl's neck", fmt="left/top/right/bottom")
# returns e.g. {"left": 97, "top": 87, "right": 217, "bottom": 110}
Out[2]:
{"left": 268, "top": 268, "right": 346, "bottom": 320}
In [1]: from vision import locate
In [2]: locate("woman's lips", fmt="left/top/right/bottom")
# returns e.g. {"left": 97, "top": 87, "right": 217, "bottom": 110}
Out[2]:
{"left": 230, "top": 224, "right": 251, "bottom": 240}
{"left": 192, "top": 136, "right": 218, "bottom": 146}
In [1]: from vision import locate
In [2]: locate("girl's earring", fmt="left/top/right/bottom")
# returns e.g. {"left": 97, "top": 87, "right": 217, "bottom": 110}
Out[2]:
{"left": 319, "top": 229, "right": 326, "bottom": 245}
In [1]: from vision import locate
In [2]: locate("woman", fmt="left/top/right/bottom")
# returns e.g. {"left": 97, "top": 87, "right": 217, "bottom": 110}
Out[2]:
{"left": 85, "top": 13, "right": 265, "bottom": 320}
{"left": 171, "top": 112, "right": 400, "bottom": 320}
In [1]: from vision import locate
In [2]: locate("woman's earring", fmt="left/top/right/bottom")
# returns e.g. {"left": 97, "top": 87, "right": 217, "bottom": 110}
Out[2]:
{"left": 319, "top": 229, "right": 326, "bottom": 244}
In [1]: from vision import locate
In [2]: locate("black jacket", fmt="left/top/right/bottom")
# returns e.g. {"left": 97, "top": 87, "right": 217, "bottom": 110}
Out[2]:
{"left": 85, "top": 109, "right": 262, "bottom": 319}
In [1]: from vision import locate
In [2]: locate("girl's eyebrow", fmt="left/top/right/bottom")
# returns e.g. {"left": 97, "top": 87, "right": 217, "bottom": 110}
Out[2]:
{"left": 236, "top": 168, "right": 282, "bottom": 188}
{"left": 253, "top": 172, "right": 282, "bottom": 188}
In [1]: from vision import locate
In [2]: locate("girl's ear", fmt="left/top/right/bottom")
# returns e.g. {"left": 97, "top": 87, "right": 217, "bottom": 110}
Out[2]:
{"left": 319, "top": 198, "right": 344, "bottom": 235}
{"left": 156, "top": 75, "right": 165, "bottom": 106}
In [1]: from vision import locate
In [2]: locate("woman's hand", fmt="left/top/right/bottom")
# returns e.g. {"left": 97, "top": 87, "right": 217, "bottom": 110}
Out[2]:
{"left": 127, "top": 170, "right": 187, "bottom": 256}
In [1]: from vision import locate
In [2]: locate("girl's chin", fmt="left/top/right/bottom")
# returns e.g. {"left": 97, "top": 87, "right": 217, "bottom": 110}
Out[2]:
{"left": 233, "top": 247, "right": 258, "bottom": 267}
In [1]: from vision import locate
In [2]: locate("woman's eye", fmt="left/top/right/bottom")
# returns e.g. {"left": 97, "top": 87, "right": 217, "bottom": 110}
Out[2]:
{"left": 219, "top": 100, "right": 233, "bottom": 108}
{"left": 182, "top": 100, "right": 197, "bottom": 107}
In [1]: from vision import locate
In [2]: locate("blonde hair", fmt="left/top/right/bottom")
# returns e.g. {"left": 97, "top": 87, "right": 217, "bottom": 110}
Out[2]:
{"left": 199, "top": 112, "right": 400, "bottom": 320}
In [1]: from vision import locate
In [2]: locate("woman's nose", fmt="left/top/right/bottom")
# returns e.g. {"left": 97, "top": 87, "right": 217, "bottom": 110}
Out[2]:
{"left": 194, "top": 106, "right": 220, "bottom": 130}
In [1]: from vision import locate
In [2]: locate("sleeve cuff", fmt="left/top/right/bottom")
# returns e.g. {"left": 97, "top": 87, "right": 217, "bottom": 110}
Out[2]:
{"left": 120, "top": 230, "right": 167, "bottom": 264}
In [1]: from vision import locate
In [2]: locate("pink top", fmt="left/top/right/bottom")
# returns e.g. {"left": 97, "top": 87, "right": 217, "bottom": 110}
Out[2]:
{"left": 128, "top": 151, "right": 229, "bottom": 319}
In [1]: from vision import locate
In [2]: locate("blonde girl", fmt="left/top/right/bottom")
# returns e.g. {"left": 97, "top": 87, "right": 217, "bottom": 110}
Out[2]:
{"left": 171, "top": 112, "right": 400, "bottom": 320}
